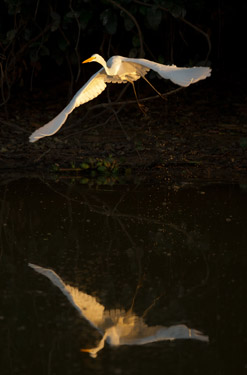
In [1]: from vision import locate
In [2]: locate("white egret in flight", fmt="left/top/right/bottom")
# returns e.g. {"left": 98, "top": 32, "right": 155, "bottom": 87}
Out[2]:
{"left": 29, "top": 54, "right": 211, "bottom": 143}
{"left": 29, "top": 263, "right": 209, "bottom": 358}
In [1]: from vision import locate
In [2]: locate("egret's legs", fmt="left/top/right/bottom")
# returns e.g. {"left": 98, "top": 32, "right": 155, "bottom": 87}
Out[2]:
{"left": 141, "top": 74, "right": 166, "bottom": 100}
{"left": 129, "top": 277, "right": 144, "bottom": 312}
{"left": 142, "top": 292, "right": 164, "bottom": 319}
{"left": 128, "top": 275, "right": 163, "bottom": 319}
{"left": 129, "top": 81, "right": 148, "bottom": 115}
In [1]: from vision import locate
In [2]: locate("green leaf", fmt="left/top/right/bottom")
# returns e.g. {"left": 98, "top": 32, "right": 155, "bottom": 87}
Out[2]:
{"left": 29, "top": 48, "right": 39, "bottom": 62}
{"left": 157, "top": 55, "right": 165, "bottom": 64}
{"left": 170, "top": 5, "right": 186, "bottom": 18}
{"left": 132, "top": 34, "right": 140, "bottom": 48}
{"left": 79, "top": 10, "right": 93, "bottom": 30}
{"left": 80, "top": 162, "right": 90, "bottom": 169}
{"left": 139, "top": 5, "right": 147, "bottom": 16}
{"left": 123, "top": 16, "right": 134, "bottom": 31}
{"left": 58, "top": 37, "right": 69, "bottom": 52}
{"left": 65, "top": 10, "right": 80, "bottom": 19}
{"left": 91, "top": 170, "right": 97, "bottom": 177}
{"left": 104, "top": 160, "right": 111, "bottom": 168}
{"left": 97, "top": 165, "right": 107, "bottom": 172}
{"left": 50, "top": 11, "right": 61, "bottom": 32}
{"left": 5, "top": 0, "right": 21, "bottom": 15}
{"left": 112, "top": 167, "right": 119, "bottom": 175}
{"left": 162, "top": 1, "right": 186, "bottom": 18}
{"left": 51, "top": 51, "right": 64, "bottom": 66}
{"left": 6, "top": 29, "right": 17, "bottom": 42}
{"left": 146, "top": 7, "right": 162, "bottom": 30}
{"left": 40, "top": 46, "right": 49, "bottom": 57}
{"left": 100, "top": 9, "right": 118, "bottom": 35}
{"left": 80, "top": 177, "right": 89, "bottom": 184}
{"left": 129, "top": 48, "right": 138, "bottom": 58}
{"left": 24, "top": 28, "right": 31, "bottom": 41}
{"left": 239, "top": 137, "right": 247, "bottom": 149}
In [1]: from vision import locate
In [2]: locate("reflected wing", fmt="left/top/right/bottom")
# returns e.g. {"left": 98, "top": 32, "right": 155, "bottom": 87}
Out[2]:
{"left": 119, "top": 322, "right": 209, "bottom": 345}
{"left": 29, "top": 263, "right": 105, "bottom": 331}
{"left": 29, "top": 68, "right": 108, "bottom": 143}
{"left": 122, "top": 57, "right": 211, "bottom": 87}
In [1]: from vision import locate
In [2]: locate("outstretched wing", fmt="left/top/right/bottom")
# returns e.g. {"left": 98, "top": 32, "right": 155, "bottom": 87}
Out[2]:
{"left": 119, "top": 322, "right": 209, "bottom": 345}
{"left": 29, "top": 263, "right": 105, "bottom": 332}
{"left": 29, "top": 68, "right": 109, "bottom": 143}
{"left": 122, "top": 57, "right": 211, "bottom": 87}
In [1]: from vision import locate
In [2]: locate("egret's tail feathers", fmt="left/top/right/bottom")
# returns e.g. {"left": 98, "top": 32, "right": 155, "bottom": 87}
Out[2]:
{"left": 160, "top": 324, "right": 209, "bottom": 342}
{"left": 168, "top": 66, "right": 211, "bottom": 87}
{"left": 125, "top": 57, "right": 211, "bottom": 88}
{"left": 190, "top": 328, "right": 209, "bottom": 342}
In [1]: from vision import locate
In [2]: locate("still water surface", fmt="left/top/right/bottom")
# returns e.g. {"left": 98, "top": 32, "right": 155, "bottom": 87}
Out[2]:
{"left": 0, "top": 178, "right": 246, "bottom": 374}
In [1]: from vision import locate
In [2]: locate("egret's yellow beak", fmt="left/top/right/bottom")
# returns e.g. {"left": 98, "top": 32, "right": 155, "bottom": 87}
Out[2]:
{"left": 82, "top": 56, "right": 95, "bottom": 64}
{"left": 80, "top": 348, "right": 92, "bottom": 353}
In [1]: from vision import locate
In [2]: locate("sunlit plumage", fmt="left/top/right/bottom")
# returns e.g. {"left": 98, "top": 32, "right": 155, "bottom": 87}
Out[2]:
{"left": 29, "top": 263, "right": 209, "bottom": 358}
{"left": 29, "top": 54, "right": 211, "bottom": 143}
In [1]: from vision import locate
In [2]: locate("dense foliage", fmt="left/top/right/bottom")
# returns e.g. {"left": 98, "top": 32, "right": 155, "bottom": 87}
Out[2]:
{"left": 0, "top": 0, "right": 233, "bottom": 105}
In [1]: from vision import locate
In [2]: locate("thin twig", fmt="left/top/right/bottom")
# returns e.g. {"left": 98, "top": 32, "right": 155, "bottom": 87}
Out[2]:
{"left": 34, "top": 147, "right": 53, "bottom": 163}
{"left": 0, "top": 120, "right": 30, "bottom": 133}
{"left": 66, "top": 86, "right": 184, "bottom": 137}
{"left": 87, "top": 87, "right": 184, "bottom": 111}
{"left": 133, "top": 0, "right": 211, "bottom": 62}
{"left": 69, "top": 0, "right": 81, "bottom": 82}
{"left": 34, "top": 0, "right": 40, "bottom": 20}
{"left": 108, "top": 0, "right": 144, "bottom": 57}
{"left": 0, "top": 63, "right": 8, "bottom": 107}
{"left": 180, "top": 17, "right": 211, "bottom": 62}
{"left": 106, "top": 80, "right": 131, "bottom": 140}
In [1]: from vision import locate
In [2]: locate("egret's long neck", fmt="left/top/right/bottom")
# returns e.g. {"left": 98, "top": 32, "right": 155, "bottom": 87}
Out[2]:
{"left": 96, "top": 56, "right": 109, "bottom": 74}
{"left": 82, "top": 332, "right": 107, "bottom": 358}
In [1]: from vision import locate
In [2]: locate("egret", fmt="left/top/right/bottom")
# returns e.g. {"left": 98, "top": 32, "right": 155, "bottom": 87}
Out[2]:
{"left": 29, "top": 263, "right": 209, "bottom": 358}
{"left": 29, "top": 54, "right": 211, "bottom": 143}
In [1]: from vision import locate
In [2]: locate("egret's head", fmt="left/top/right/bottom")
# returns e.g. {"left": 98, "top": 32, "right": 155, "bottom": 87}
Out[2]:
{"left": 82, "top": 54, "right": 107, "bottom": 69}
{"left": 82, "top": 54, "right": 100, "bottom": 64}
{"left": 80, "top": 348, "right": 98, "bottom": 358}
{"left": 80, "top": 333, "right": 107, "bottom": 358}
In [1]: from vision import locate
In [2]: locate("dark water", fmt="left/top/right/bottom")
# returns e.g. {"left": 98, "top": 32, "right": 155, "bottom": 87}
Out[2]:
{"left": 0, "top": 178, "right": 246, "bottom": 375}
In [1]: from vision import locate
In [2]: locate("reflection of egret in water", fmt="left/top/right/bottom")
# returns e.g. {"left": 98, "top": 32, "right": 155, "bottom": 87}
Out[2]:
{"left": 29, "top": 263, "right": 208, "bottom": 358}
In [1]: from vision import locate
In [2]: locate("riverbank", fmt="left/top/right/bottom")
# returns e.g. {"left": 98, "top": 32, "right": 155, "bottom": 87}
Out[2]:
{"left": 1, "top": 73, "right": 246, "bottom": 184}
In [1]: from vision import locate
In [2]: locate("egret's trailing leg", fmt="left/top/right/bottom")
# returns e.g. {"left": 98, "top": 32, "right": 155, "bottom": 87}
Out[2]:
{"left": 129, "top": 81, "right": 148, "bottom": 115}
{"left": 141, "top": 74, "right": 167, "bottom": 100}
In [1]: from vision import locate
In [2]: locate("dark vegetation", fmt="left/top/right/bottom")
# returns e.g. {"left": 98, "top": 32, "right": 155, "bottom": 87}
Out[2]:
{"left": 0, "top": 0, "right": 246, "bottom": 182}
